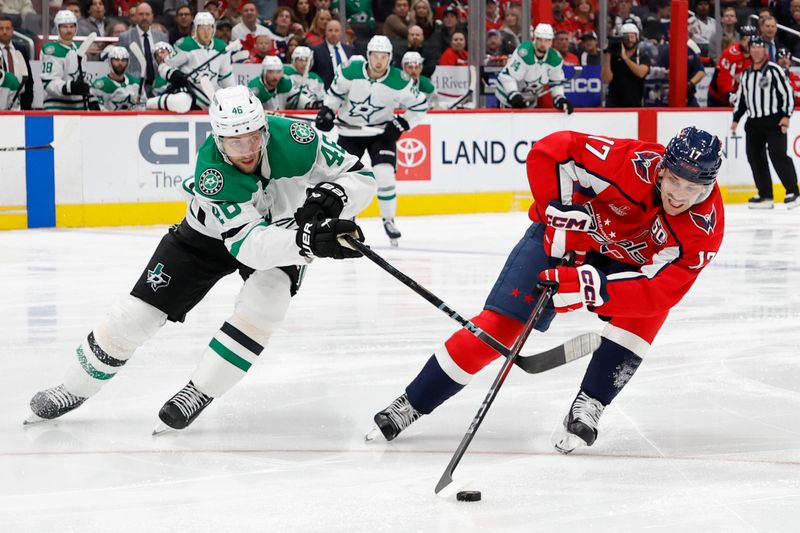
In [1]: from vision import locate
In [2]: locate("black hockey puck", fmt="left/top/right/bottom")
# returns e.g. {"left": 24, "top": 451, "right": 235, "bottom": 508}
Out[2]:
{"left": 456, "top": 490, "right": 481, "bottom": 502}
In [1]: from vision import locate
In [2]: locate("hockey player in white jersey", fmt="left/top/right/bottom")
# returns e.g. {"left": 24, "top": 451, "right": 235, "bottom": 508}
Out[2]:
{"left": 284, "top": 46, "right": 325, "bottom": 109}
{"left": 41, "top": 9, "right": 100, "bottom": 111}
{"left": 248, "top": 55, "right": 295, "bottom": 111}
{"left": 91, "top": 46, "right": 144, "bottom": 111}
{"left": 315, "top": 35, "right": 428, "bottom": 246}
{"left": 27, "top": 85, "right": 376, "bottom": 433}
{"left": 496, "top": 23, "right": 573, "bottom": 113}
{"left": 158, "top": 11, "right": 234, "bottom": 109}
{"left": 146, "top": 41, "right": 193, "bottom": 113}
{"left": 402, "top": 51, "right": 438, "bottom": 109}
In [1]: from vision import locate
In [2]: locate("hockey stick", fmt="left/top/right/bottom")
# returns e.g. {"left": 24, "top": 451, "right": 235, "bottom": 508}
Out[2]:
{"left": 283, "top": 114, "right": 384, "bottom": 135}
{"left": 76, "top": 32, "right": 97, "bottom": 111}
{"left": 434, "top": 253, "right": 573, "bottom": 495}
{"left": 0, "top": 144, "right": 53, "bottom": 152}
{"left": 162, "top": 40, "right": 242, "bottom": 95}
{"left": 128, "top": 41, "right": 148, "bottom": 104}
{"left": 342, "top": 237, "right": 595, "bottom": 374}
{"left": 446, "top": 64, "right": 475, "bottom": 109}
{"left": 7, "top": 57, "right": 28, "bottom": 110}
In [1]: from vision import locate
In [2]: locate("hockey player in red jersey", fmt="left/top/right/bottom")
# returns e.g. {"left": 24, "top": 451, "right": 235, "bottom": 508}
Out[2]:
{"left": 367, "top": 127, "right": 725, "bottom": 454}
{"left": 708, "top": 25, "right": 756, "bottom": 107}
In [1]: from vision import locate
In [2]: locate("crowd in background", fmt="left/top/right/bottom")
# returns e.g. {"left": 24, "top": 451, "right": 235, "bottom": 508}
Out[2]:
{"left": 1, "top": 0, "right": 799, "bottom": 110}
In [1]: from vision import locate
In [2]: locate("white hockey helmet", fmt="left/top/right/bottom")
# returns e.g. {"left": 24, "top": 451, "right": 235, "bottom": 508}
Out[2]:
{"left": 152, "top": 41, "right": 174, "bottom": 59}
{"left": 401, "top": 51, "right": 423, "bottom": 67}
{"left": 194, "top": 11, "right": 216, "bottom": 27}
{"left": 105, "top": 45, "right": 130, "bottom": 62}
{"left": 292, "top": 45, "right": 313, "bottom": 62}
{"left": 261, "top": 55, "right": 284, "bottom": 72}
{"left": 54, "top": 9, "right": 78, "bottom": 27}
{"left": 533, "top": 23, "right": 555, "bottom": 40}
{"left": 367, "top": 35, "right": 393, "bottom": 63}
{"left": 620, "top": 22, "right": 640, "bottom": 37}
{"left": 209, "top": 86, "right": 267, "bottom": 160}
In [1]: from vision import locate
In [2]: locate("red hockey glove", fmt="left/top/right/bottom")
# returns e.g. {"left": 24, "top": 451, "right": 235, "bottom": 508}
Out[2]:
{"left": 543, "top": 201, "right": 594, "bottom": 266}
{"left": 538, "top": 265, "right": 608, "bottom": 313}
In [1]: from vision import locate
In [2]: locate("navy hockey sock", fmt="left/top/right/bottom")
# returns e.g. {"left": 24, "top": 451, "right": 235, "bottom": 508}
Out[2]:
{"left": 579, "top": 338, "right": 642, "bottom": 405}
{"left": 405, "top": 355, "right": 465, "bottom": 415}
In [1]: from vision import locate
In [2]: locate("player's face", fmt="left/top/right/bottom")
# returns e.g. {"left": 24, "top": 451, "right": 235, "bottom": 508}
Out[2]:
{"left": 294, "top": 57, "right": 309, "bottom": 73}
{"left": 154, "top": 48, "right": 170, "bottom": 64}
{"left": 404, "top": 63, "right": 421, "bottom": 79}
{"left": 264, "top": 69, "right": 282, "bottom": 88}
{"left": 750, "top": 44, "right": 767, "bottom": 63}
{"left": 221, "top": 130, "right": 264, "bottom": 172}
{"left": 58, "top": 23, "right": 77, "bottom": 42}
{"left": 659, "top": 169, "right": 708, "bottom": 216}
{"left": 196, "top": 25, "right": 214, "bottom": 45}
{"left": 111, "top": 58, "right": 128, "bottom": 76}
{"left": 369, "top": 51, "right": 390, "bottom": 74}
{"left": 534, "top": 37, "right": 552, "bottom": 54}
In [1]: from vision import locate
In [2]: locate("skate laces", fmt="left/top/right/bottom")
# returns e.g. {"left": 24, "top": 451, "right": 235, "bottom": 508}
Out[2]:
{"left": 384, "top": 394, "right": 420, "bottom": 431}
{"left": 171, "top": 383, "right": 211, "bottom": 419}
{"left": 572, "top": 391, "right": 604, "bottom": 428}
{"left": 49, "top": 385, "right": 83, "bottom": 409}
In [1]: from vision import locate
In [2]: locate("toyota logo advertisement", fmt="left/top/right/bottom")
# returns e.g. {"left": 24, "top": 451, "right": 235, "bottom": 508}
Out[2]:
{"left": 396, "top": 125, "right": 431, "bottom": 181}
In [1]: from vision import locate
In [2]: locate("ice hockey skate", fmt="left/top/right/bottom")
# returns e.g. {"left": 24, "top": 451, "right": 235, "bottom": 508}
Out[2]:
{"left": 554, "top": 391, "right": 605, "bottom": 454}
{"left": 365, "top": 393, "right": 421, "bottom": 442}
{"left": 25, "top": 384, "right": 87, "bottom": 425}
{"left": 153, "top": 381, "right": 213, "bottom": 435}
{"left": 382, "top": 218, "right": 401, "bottom": 247}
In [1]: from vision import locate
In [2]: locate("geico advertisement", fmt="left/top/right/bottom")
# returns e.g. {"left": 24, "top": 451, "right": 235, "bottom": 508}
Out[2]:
{"left": 656, "top": 111, "right": 800, "bottom": 187}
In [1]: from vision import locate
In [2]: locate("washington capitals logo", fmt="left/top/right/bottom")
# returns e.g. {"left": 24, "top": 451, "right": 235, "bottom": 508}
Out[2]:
{"left": 146, "top": 263, "right": 171, "bottom": 291}
{"left": 632, "top": 151, "right": 662, "bottom": 184}
{"left": 688, "top": 205, "right": 717, "bottom": 235}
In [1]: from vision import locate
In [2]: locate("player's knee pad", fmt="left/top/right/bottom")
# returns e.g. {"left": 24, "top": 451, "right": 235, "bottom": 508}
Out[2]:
{"left": 373, "top": 163, "right": 396, "bottom": 191}
{"left": 233, "top": 269, "right": 292, "bottom": 344}
{"left": 443, "top": 309, "right": 524, "bottom": 375}
{"left": 95, "top": 295, "right": 167, "bottom": 361}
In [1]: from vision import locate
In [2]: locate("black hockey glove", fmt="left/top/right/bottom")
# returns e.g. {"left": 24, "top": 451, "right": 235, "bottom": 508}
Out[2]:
{"left": 508, "top": 92, "right": 526, "bottom": 109}
{"left": 382, "top": 116, "right": 410, "bottom": 142}
{"left": 554, "top": 96, "right": 574, "bottom": 115}
{"left": 64, "top": 79, "right": 90, "bottom": 96}
{"left": 294, "top": 182, "right": 348, "bottom": 225}
{"left": 168, "top": 69, "right": 189, "bottom": 88}
{"left": 87, "top": 101, "right": 101, "bottom": 111}
{"left": 297, "top": 218, "right": 364, "bottom": 259}
{"left": 315, "top": 105, "right": 335, "bottom": 132}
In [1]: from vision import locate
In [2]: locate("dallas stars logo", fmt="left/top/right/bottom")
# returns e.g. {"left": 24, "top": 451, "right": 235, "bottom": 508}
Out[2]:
{"left": 146, "top": 263, "right": 171, "bottom": 292}
{"left": 348, "top": 94, "right": 385, "bottom": 122}
{"left": 198, "top": 168, "right": 224, "bottom": 196}
{"left": 290, "top": 122, "right": 316, "bottom": 144}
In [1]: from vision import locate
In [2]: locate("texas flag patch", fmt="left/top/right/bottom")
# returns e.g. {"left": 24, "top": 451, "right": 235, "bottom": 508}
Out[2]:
{"left": 688, "top": 205, "right": 717, "bottom": 235}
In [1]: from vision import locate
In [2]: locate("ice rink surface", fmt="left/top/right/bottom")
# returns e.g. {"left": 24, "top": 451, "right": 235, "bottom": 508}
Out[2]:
{"left": 1, "top": 207, "right": 799, "bottom": 533}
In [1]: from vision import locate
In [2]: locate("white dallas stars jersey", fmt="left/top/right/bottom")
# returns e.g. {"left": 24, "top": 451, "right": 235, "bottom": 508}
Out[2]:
{"left": 496, "top": 41, "right": 566, "bottom": 107}
{"left": 158, "top": 36, "right": 234, "bottom": 108}
{"left": 324, "top": 59, "right": 427, "bottom": 137}
{"left": 183, "top": 116, "right": 375, "bottom": 270}
{"left": 0, "top": 70, "right": 22, "bottom": 110}
{"left": 41, "top": 40, "right": 99, "bottom": 110}
{"left": 284, "top": 65, "right": 325, "bottom": 109}
{"left": 91, "top": 73, "right": 144, "bottom": 110}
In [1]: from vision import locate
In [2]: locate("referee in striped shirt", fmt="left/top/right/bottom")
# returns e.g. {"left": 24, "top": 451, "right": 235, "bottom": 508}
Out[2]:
{"left": 731, "top": 36, "right": 800, "bottom": 209}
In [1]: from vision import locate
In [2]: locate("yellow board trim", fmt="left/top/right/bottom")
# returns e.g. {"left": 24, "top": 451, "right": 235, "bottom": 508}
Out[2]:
{"left": 4, "top": 184, "right": 782, "bottom": 230}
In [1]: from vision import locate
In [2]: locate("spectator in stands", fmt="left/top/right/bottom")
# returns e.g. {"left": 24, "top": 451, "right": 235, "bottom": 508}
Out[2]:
{"left": 168, "top": 4, "right": 193, "bottom": 44}
{"left": 216, "top": 18, "right": 233, "bottom": 44}
{"left": 485, "top": 28, "right": 514, "bottom": 65}
{"left": 720, "top": 6, "right": 741, "bottom": 50}
{"left": 383, "top": 0, "right": 410, "bottom": 41}
{"left": 107, "top": 20, "right": 129, "bottom": 37}
{"left": 294, "top": 0, "right": 313, "bottom": 32}
{"left": 759, "top": 15, "right": 782, "bottom": 61}
{"left": 486, "top": 0, "right": 502, "bottom": 31}
{"left": 410, "top": 0, "right": 435, "bottom": 39}
{"left": 552, "top": 0, "right": 578, "bottom": 36}
{"left": 579, "top": 30, "right": 601, "bottom": 66}
{"left": 232, "top": 2, "right": 269, "bottom": 41}
{"left": 642, "top": 0, "right": 670, "bottom": 44}
{"left": 776, "top": 47, "right": 800, "bottom": 106}
{"left": 784, "top": 0, "right": 800, "bottom": 55}
{"left": 439, "top": 30, "right": 467, "bottom": 66}
{"left": 311, "top": 18, "right": 354, "bottom": 88}
{"left": 554, "top": 29, "right": 579, "bottom": 65}
{"left": 221, "top": 0, "right": 242, "bottom": 25}
{"left": 0, "top": 0, "right": 35, "bottom": 18}
{"left": 612, "top": 0, "right": 642, "bottom": 35}
{"left": 78, "top": 0, "right": 107, "bottom": 36}
{"left": 499, "top": 5, "right": 521, "bottom": 49}
{"left": 573, "top": 0, "right": 596, "bottom": 37}
{"left": 286, "top": 34, "right": 300, "bottom": 62}
{"left": 0, "top": 14, "right": 32, "bottom": 110}
{"left": 689, "top": 0, "right": 718, "bottom": 62}
{"left": 602, "top": 22, "right": 650, "bottom": 107}
{"left": 708, "top": 24, "right": 755, "bottom": 107}
{"left": 117, "top": 2, "right": 166, "bottom": 97}
{"left": 431, "top": 5, "right": 466, "bottom": 59}
{"left": 204, "top": 0, "right": 221, "bottom": 20}
{"left": 247, "top": 34, "right": 275, "bottom": 62}
{"left": 392, "top": 24, "right": 436, "bottom": 76}
{"left": 64, "top": 0, "right": 83, "bottom": 20}
{"left": 305, "top": 9, "right": 331, "bottom": 47}
{"left": 268, "top": 6, "right": 295, "bottom": 59}
{"left": 655, "top": 40, "right": 706, "bottom": 107}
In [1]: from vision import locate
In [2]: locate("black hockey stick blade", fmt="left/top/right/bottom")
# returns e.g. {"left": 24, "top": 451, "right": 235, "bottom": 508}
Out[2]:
{"left": 0, "top": 144, "right": 53, "bottom": 152}
{"left": 515, "top": 332, "right": 601, "bottom": 374}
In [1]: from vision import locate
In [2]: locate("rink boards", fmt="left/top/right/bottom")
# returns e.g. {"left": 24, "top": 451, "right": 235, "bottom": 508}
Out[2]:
{"left": 1, "top": 109, "right": 796, "bottom": 230}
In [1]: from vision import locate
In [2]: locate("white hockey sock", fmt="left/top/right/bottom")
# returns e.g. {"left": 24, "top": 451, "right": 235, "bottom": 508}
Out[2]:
{"left": 373, "top": 163, "right": 397, "bottom": 221}
{"left": 63, "top": 296, "right": 166, "bottom": 398}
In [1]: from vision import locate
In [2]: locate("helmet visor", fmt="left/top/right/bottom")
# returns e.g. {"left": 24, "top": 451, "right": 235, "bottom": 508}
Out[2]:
{"left": 220, "top": 129, "right": 265, "bottom": 158}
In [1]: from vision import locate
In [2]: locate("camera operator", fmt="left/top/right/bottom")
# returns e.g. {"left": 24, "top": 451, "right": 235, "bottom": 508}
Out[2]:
{"left": 602, "top": 23, "right": 651, "bottom": 107}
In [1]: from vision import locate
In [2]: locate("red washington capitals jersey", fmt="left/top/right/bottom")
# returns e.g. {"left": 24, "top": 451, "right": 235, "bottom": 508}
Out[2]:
{"left": 527, "top": 131, "right": 725, "bottom": 318}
